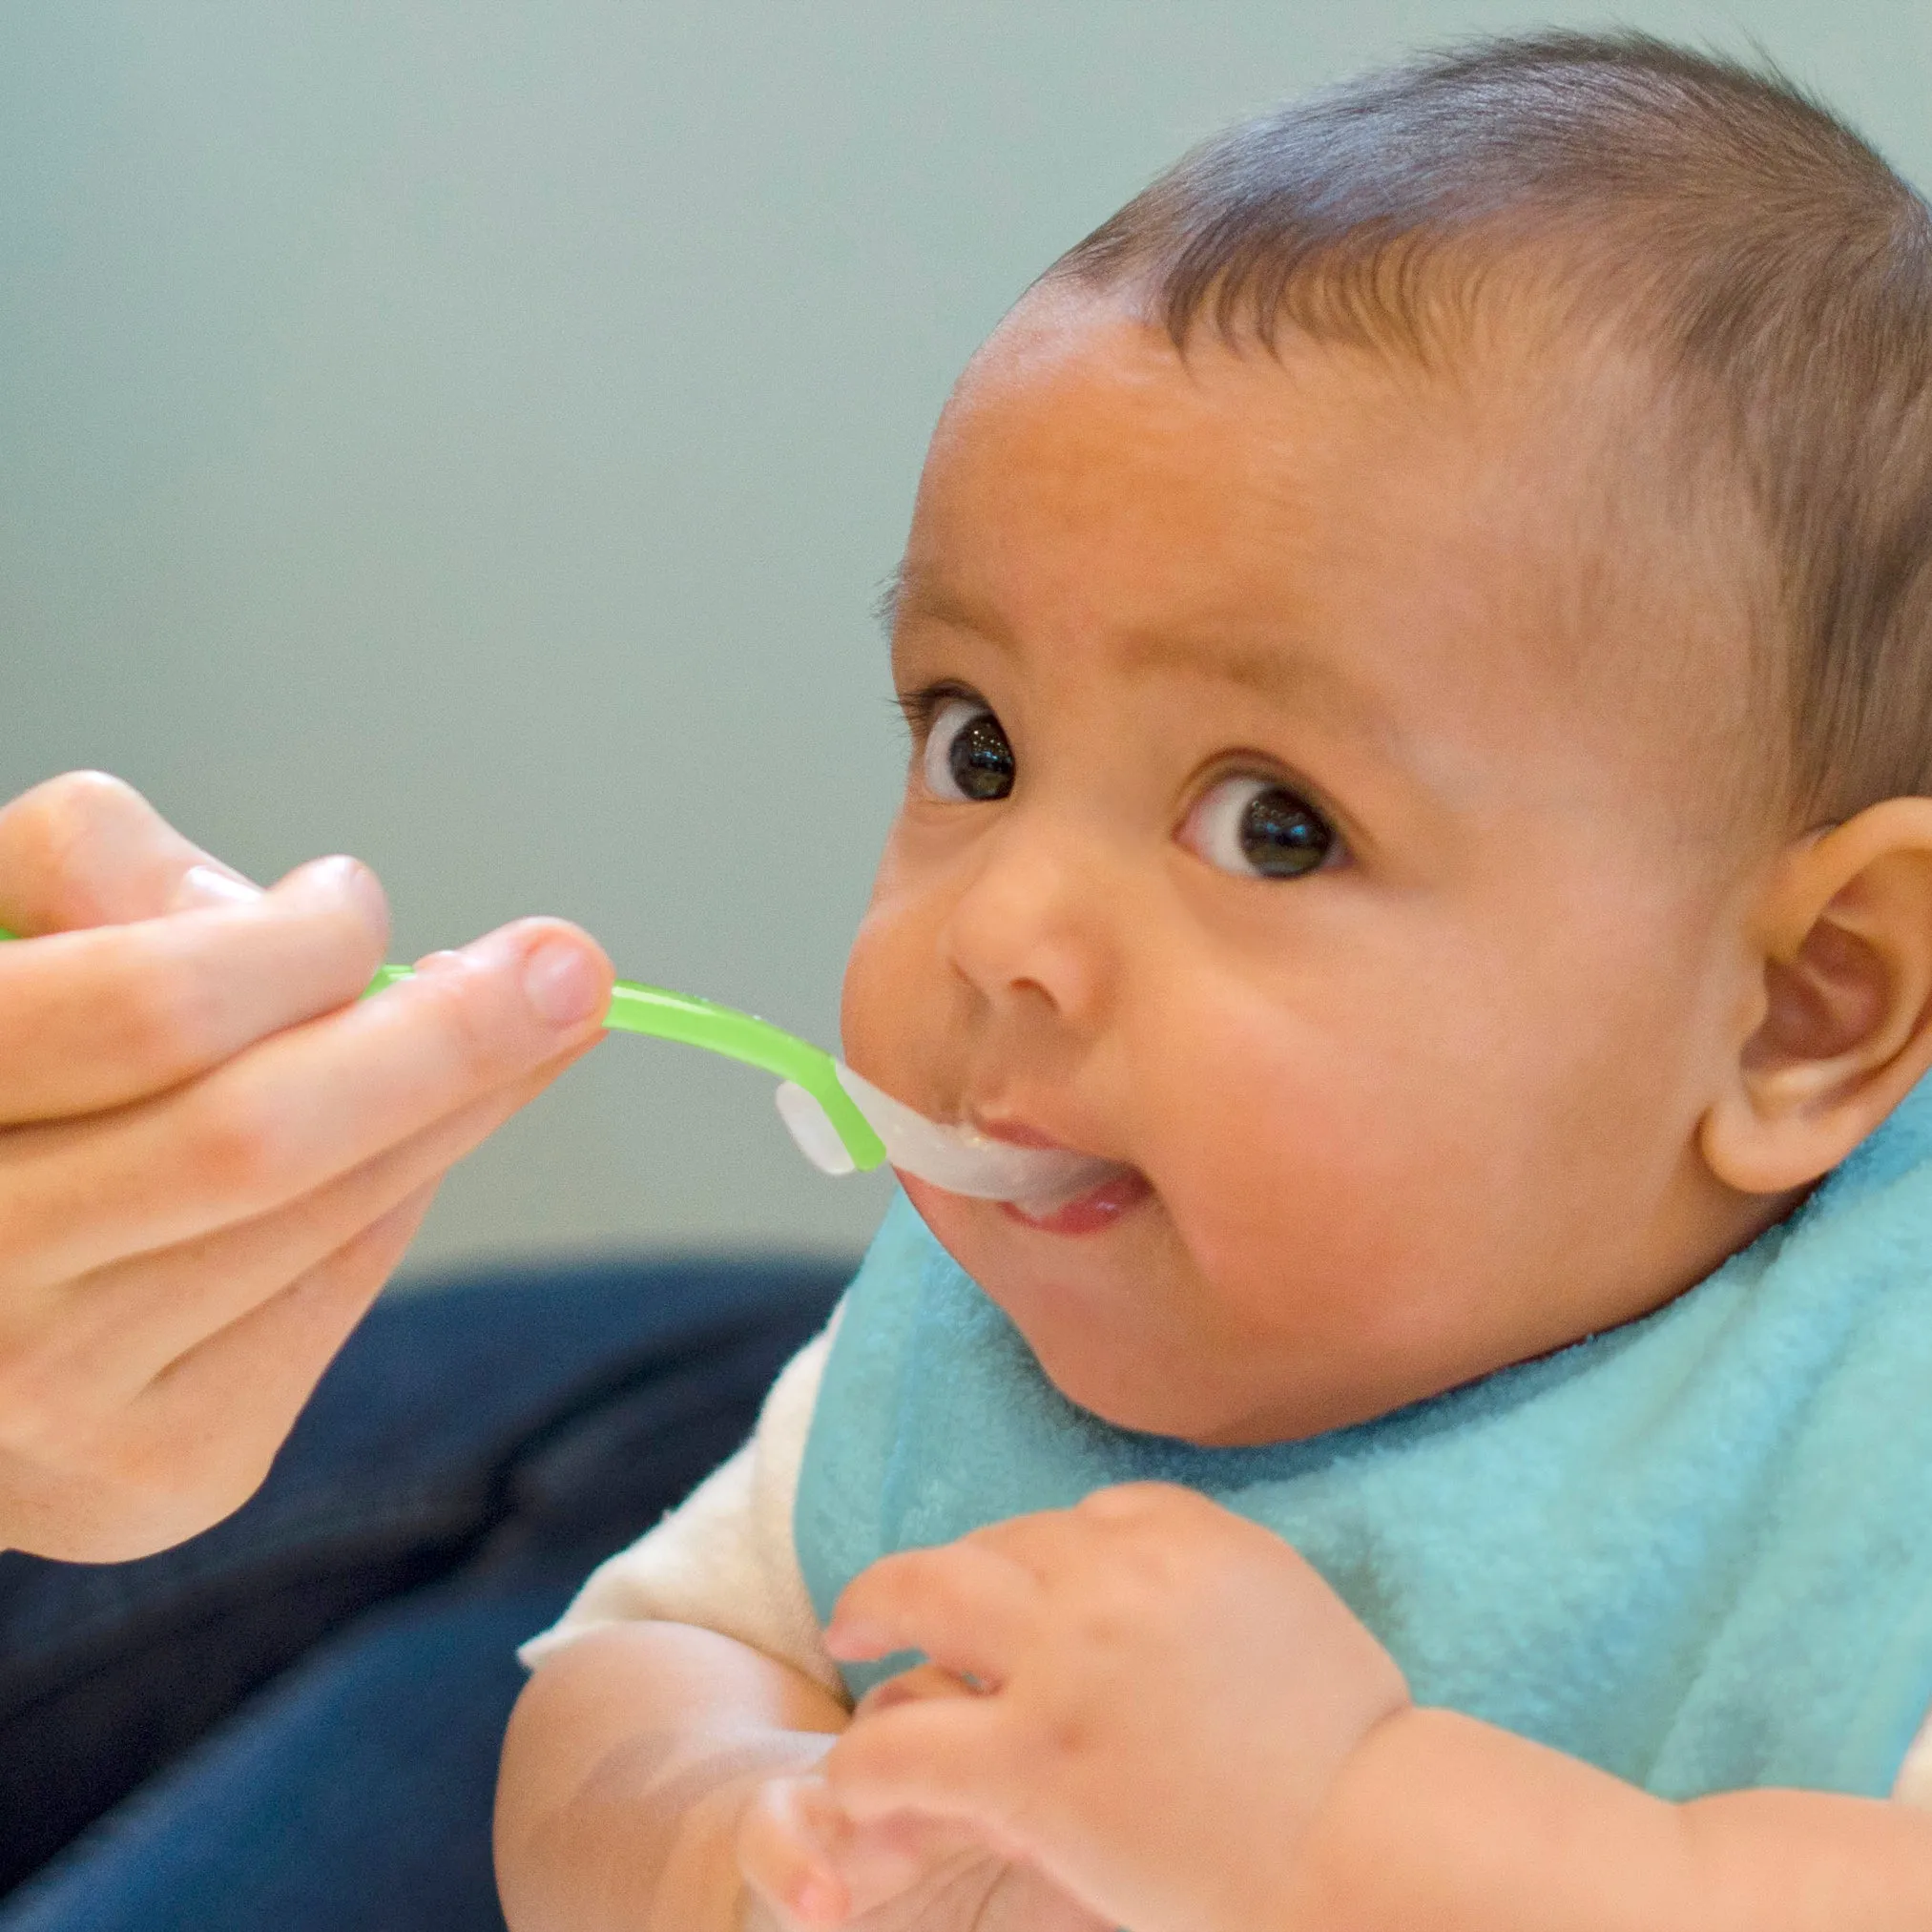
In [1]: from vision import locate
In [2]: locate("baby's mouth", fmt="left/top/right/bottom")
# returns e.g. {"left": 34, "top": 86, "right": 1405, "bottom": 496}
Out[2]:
{"left": 968, "top": 1116, "right": 1151, "bottom": 1234}
{"left": 999, "top": 1165, "right": 1153, "bottom": 1236}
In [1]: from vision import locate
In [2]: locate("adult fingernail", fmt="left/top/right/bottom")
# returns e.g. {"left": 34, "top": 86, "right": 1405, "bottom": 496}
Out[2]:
{"left": 522, "top": 939, "right": 604, "bottom": 1028}
{"left": 284, "top": 855, "right": 388, "bottom": 936}
{"left": 332, "top": 858, "right": 387, "bottom": 932}
{"left": 172, "top": 863, "right": 262, "bottom": 910}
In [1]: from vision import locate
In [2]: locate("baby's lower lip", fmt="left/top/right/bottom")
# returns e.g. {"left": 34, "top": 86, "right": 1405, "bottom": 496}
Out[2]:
{"left": 999, "top": 1169, "right": 1152, "bottom": 1236}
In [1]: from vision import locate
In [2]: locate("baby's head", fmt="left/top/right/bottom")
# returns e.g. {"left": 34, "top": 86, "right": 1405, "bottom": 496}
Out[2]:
{"left": 840, "top": 33, "right": 1932, "bottom": 1445}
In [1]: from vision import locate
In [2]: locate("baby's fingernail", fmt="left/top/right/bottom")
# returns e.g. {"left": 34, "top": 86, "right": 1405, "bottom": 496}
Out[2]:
{"left": 823, "top": 1618, "right": 878, "bottom": 1659}
{"left": 172, "top": 862, "right": 262, "bottom": 911}
{"left": 522, "top": 939, "right": 604, "bottom": 1028}
{"left": 412, "top": 948, "right": 465, "bottom": 977}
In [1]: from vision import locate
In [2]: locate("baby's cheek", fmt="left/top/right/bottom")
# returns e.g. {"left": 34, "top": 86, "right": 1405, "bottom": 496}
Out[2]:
{"left": 838, "top": 887, "right": 943, "bottom": 1091}
{"left": 1149, "top": 1019, "right": 1472, "bottom": 1327}
{"left": 836, "top": 919, "right": 894, "bottom": 1069}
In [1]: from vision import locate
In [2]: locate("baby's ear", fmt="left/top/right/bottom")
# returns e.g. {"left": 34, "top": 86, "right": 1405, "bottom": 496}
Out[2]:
{"left": 1704, "top": 798, "right": 1932, "bottom": 1194}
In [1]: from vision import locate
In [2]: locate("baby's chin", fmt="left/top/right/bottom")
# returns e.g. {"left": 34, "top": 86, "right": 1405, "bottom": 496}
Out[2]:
{"left": 897, "top": 1174, "right": 1443, "bottom": 1444}
{"left": 896, "top": 1172, "right": 1278, "bottom": 1442}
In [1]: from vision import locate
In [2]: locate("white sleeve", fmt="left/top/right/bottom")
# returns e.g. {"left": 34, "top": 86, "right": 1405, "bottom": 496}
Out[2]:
{"left": 517, "top": 1307, "right": 842, "bottom": 1699}
{"left": 1894, "top": 1703, "right": 1932, "bottom": 1806}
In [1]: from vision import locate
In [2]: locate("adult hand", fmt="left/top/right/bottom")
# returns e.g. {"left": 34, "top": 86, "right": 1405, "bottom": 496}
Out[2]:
{"left": 0, "top": 772, "right": 613, "bottom": 1562}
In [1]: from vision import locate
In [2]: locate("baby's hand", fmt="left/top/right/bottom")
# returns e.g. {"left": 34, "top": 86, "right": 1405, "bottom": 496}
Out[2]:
{"left": 820, "top": 1485, "right": 1411, "bottom": 1932}
{"left": 737, "top": 1669, "right": 1109, "bottom": 1932}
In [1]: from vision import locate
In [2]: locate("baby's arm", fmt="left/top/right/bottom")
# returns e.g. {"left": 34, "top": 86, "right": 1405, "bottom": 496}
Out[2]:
{"left": 1283, "top": 1703, "right": 1932, "bottom": 1931}
{"left": 495, "top": 1619, "right": 845, "bottom": 1931}
{"left": 492, "top": 1319, "right": 1083, "bottom": 1932}
{"left": 496, "top": 1323, "right": 848, "bottom": 1929}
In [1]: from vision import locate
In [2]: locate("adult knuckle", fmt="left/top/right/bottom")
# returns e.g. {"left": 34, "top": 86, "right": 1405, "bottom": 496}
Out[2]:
{"left": 109, "top": 1410, "right": 270, "bottom": 1536}
{"left": 182, "top": 1087, "right": 289, "bottom": 1201}
{"left": 16, "top": 770, "right": 138, "bottom": 843}
{"left": 304, "top": 866, "right": 387, "bottom": 976}
{"left": 0, "top": 774, "right": 142, "bottom": 916}
{"left": 412, "top": 961, "right": 518, "bottom": 1089}
{"left": 0, "top": 1353, "right": 104, "bottom": 1472}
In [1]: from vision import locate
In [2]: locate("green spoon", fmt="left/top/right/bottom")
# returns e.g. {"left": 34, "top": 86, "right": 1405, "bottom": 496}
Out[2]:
{"left": 368, "top": 960, "right": 889, "bottom": 1171}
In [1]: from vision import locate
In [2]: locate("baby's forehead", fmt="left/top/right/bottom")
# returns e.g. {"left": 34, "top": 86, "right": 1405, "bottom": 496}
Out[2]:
{"left": 955, "top": 283, "right": 1690, "bottom": 543}
{"left": 933, "top": 296, "right": 1713, "bottom": 652}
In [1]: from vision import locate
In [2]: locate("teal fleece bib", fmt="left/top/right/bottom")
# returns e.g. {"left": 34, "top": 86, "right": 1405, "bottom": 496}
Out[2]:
{"left": 797, "top": 1079, "right": 1932, "bottom": 1799}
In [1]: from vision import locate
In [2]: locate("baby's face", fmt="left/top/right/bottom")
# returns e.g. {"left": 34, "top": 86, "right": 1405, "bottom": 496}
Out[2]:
{"left": 841, "top": 292, "right": 1789, "bottom": 1445}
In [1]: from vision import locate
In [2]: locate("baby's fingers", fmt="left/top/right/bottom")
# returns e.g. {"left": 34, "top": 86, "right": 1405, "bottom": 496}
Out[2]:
{"left": 853, "top": 1662, "right": 984, "bottom": 1722}
{"left": 828, "top": 1542, "right": 1035, "bottom": 1686}
{"left": 739, "top": 1774, "right": 975, "bottom": 1930}
{"left": 738, "top": 1775, "right": 857, "bottom": 1928}
{"left": 823, "top": 1699, "right": 1021, "bottom": 1845}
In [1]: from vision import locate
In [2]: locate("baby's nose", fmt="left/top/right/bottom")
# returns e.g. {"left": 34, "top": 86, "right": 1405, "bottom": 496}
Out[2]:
{"left": 939, "top": 821, "right": 1120, "bottom": 1030}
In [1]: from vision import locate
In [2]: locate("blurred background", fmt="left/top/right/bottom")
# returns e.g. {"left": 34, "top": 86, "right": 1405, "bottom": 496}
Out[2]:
{"left": 4, "top": 1, "right": 1927, "bottom": 1278}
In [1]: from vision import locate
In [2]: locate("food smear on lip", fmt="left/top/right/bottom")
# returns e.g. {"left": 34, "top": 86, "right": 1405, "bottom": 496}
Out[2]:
{"left": 1002, "top": 1168, "right": 1153, "bottom": 1236}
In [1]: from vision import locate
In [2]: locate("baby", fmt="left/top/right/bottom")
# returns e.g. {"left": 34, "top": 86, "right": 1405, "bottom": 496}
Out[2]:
{"left": 496, "top": 31, "right": 1932, "bottom": 1930}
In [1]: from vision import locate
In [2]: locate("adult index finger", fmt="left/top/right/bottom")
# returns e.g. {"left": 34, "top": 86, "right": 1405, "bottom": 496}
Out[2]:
{"left": 0, "top": 856, "right": 389, "bottom": 1126}
{"left": 0, "top": 917, "right": 612, "bottom": 1288}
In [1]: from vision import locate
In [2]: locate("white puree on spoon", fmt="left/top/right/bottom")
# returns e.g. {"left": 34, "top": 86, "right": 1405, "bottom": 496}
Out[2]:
{"left": 776, "top": 1067, "right": 1130, "bottom": 1213}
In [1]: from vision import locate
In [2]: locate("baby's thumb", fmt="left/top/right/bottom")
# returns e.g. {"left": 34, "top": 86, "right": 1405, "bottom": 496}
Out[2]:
{"left": 736, "top": 1774, "right": 855, "bottom": 1930}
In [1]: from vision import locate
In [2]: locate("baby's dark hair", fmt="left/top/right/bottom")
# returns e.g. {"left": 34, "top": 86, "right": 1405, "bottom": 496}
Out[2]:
{"left": 1047, "top": 31, "right": 1932, "bottom": 825}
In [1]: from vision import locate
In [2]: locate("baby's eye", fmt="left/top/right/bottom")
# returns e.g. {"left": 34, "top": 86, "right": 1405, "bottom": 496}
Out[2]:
{"left": 922, "top": 696, "right": 1015, "bottom": 803}
{"left": 1184, "top": 774, "right": 1336, "bottom": 879}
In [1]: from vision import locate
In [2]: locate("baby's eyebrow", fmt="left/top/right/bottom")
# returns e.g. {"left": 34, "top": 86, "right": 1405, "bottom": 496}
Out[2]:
{"left": 1116, "top": 631, "right": 1392, "bottom": 746}
{"left": 872, "top": 562, "right": 908, "bottom": 638}
{"left": 877, "top": 563, "right": 1008, "bottom": 646}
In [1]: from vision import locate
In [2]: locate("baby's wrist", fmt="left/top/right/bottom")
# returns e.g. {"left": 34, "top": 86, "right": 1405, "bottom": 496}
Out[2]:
{"left": 1267, "top": 1697, "right": 1425, "bottom": 1930}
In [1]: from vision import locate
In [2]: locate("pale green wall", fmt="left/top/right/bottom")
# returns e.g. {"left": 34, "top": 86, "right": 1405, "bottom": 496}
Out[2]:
{"left": 5, "top": 3, "right": 1927, "bottom": 1274}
